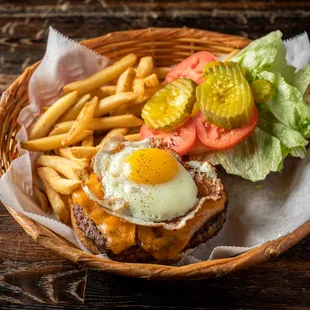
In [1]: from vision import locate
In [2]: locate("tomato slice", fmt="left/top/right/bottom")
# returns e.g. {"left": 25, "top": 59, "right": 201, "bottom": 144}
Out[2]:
{"left": 140, "top": 118, "right": 196, "bottom": 156}
{"left": 165, "top": 51, "right": 217, "bottom": 85}
{"left": 194, "top": 106, "right": 258, "bottom": 151}
{"left": 189, "top": 138, "right": 210, "bottom": 154}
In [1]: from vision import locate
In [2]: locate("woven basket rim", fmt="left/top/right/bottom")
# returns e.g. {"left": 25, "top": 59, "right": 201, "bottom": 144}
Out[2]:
{"left": 1, "top": 27, "right": 309, "bottom": 279}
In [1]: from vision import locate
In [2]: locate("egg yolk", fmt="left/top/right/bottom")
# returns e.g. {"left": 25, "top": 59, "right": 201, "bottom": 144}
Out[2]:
{"left": 125, "top": 148, "right": 179, "bottom": 185}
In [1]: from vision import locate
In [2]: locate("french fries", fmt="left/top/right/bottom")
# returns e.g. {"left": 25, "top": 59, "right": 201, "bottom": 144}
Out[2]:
{"left": 82, "top": 134, "right": 94, "bottom": 147}
{"left": 125, "top": 102, "right": 144, "bottom": 117}
{"left": 97, "top": 128, "right": 129, "bottom": 147}
{"left": 100, "top": 85, "right": 117, "bottom": 96}
{"left": 136, "top": 56, "right": 153, "bottom": 78}
{"left": 62, "top": 97, "right": 98, "bottom": 145}
{"left": 58, "top": 147, "right": 89, "bottom": 168}
{"left": 60, "top": 194, "right": 70, "bottom": 215}
{"left": 49, "top": 115, "right": 143, "bottom": 135}
{"left": 25, "top": 53, "right": 168, "bottom": 223}
{"left": 132, "top": 85, "right": 162, "bottom": 105}
{"left": 111, "top": 78, "right": 145, "bottom": 116}
{"left": 37, "top": 168, "right": 70, "bottom": 224}
{"left": 70, "top": 146, "right": 98, "bottom": 159}
{"left": 95, "top": 92, "right": 136, "bottom": 117}
{"left": 63, "top": 53, "right": 137, "bottom": 95}
{"left": 84, "top": 115, "right": 144, "bottom": 131}
{"left": 36, "top": 155, "right": 87, "bottom": 180}
{"left": 116, "top": 67, "right": 136, "bottom": 93}
{"left": 89, "top": 88, "right": 106, "bottom": 100}
{"left": 38, "top": 166, "right": 82, "bottom": 195}
{"left": 29, "top": 90, "right": 78, "bottom": 139}
{"left": 33, "top": 184, "right": 50, "bottom": 213}
{"left": 153, "top": 67, "right": 171, "bottom": 80}
{"left": 132, "top": 78, "right": 145, "bottom": 102}
{"left": 60, "top": 94, "right": 91, "bottom": 122}
{"left": 124, "top": 133, "right": 141, "bottom": 141}
{"left": 144, "top": 73, "right": 160, "bottom": 88}
{"left": 21, "top": 130, "right": 93, "bottom": 151}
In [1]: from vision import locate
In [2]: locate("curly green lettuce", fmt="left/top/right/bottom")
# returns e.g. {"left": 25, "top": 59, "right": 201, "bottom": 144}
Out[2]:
{"left": 201, "top": 31, "right": 310, "bottom": 181}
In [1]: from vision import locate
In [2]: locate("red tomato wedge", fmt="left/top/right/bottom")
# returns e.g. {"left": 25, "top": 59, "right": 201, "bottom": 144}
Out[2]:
{"left": 140, "top": 118, "right": 196, "bottom": 156}
{"left": 165, "top": 51, "right": 217, "bottom": 85}
{"left": 194, "top": 106, "right": 258, "bottom": 151}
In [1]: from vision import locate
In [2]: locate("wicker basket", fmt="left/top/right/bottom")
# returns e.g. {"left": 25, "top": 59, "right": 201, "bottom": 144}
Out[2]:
{"left": 0, "top": 28, "right": 309, "bottom": 280}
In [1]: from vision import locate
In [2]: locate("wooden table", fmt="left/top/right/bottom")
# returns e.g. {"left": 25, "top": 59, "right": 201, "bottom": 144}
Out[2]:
{"left": 0, "top": 1, "right": 309, "bottom": 309}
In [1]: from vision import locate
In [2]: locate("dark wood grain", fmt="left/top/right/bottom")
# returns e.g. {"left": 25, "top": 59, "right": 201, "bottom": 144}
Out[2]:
{"left": 0, "top": 1, "right": 310, "bottom": 309}
{"left": 0, "top": 203, "right": 87, "bottom": 304}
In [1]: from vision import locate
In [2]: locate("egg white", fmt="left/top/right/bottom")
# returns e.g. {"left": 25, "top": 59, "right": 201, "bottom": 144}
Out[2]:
{"left": 92, "top": 140, "right": 198, "bottom": 223}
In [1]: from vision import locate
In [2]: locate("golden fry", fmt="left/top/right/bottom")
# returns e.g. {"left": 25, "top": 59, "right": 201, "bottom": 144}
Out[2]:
{"left": 70, "top": 146, "right": 98, "bottom": 159}
{"left": 60, "top": 194, "right": 71, "bottom": 217}
{"left": 37, "top": 168, "right": 70, "bottom": 224}
{"left": 29, "top": 91, "right": 78, "bottom": 140}
{"left": 132, "top": 78, "right": 145, "bottom": 102}
{"left": 124, "top": 133, "right": 141, "bottom": 141}
{"left": 136, "top": 56, "right": 153, "bottom": 78}
{"left": 132, "top": 85, "right": 162, "bottom": 104}
{"left": 60, "top": 94, "right": 91, "bottom": 122}
{"left": 89, "top": 88, "right": 106, "bottom": 100}
{"left": 97, "top": 128, "right": 129, "bottom": 147}
{"left": 100, "top": 85, "right": 117, "bottom": 96}
{"left": 125, "top": 102, "right": 144, "bottom": 117}
{"left": 63, "top": 54, "right": 137, "bottom": 95}
{"left": 38, "top": 166, "right": 82, "bottom": 195}
{"left": 36, "top": 155, "right": 88, "bottom": 180}
{"left": 49, "top": 123, "right": 72, "bottom": 136}
{"left": 49, "top": 115, "right": 143, "bottom": 134}
{"left": 110, "top": 76, "right": 119, "bottom": 85}
{"left": 33, "top": 184, "right": 50, "bottom": 213}
{"left": 82, "top": 134, "right": 94, "bottom": 147}
{"left": 116, "top": 67, "right": 136, "bottom": 93}
{"left": 62, "top": 97, "right": 98, "bottom": 145}
{"left": 144, "top": 73, "right": 160, "bottom": 88}
{"left": 58, "top": 147, "right": 89, "bottom": 168}
{"left": 22, "top": 130, "right": 93, "bottom": 152}
{"left": 95, "top": 92, "right": 136, "bottom": 117}
{"left": 111, "top": 78, "right": 144, "bottom": 115}
{"left": 153, "top": 67, "right": 171, "bottom": 80}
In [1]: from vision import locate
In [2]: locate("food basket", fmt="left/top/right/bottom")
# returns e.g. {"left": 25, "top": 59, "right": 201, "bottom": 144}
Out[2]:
{"left": 0, "top": 28, "right": 309, "bottom": 280}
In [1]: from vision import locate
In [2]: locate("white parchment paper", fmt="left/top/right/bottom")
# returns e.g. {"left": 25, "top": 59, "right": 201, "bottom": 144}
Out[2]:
{"left": 0, "top": 28, "right": 309, "bottom": 264}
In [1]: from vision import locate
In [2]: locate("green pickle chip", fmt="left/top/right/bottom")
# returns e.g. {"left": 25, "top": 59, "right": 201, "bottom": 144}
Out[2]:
{"left": 197, "top": 61, "right": 255, "bottom": 130}
{"left": 141, "top": 78, "right": 196, "bottom": 131}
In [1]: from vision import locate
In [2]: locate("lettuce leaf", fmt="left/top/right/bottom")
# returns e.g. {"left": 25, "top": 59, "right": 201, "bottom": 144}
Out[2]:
{"left": 257, "top": 71, "right": 310, "bottom": 138}
{"left": 205, "top": 128, "right": 286, "bottom": 182}
{"left": 292, "top": 62, "right": 310, "bottom": 94}
{"left": 232, "top": 31, "right": 283, "bottom": 78}
{"left": 258, "top": 117, "right": 308, "bottom": 158}
{"left": 202, "top": 31, "right": 310, "bottom": 182}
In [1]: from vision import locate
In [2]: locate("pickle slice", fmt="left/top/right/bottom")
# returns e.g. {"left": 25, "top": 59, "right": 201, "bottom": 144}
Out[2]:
{"left": 198, "top": 61, "right": 254, "bottom": 130}
{"left": 141, "top": 78, "right": 196, "bottom": 131}
{"left": 250, "top": 79, "right": 273, "bottom": 103}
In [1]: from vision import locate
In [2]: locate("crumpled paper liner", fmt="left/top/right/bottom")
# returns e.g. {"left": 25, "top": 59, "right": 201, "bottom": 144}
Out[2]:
{"left": 0, "top": 28, "right": 309, "bottom": 265}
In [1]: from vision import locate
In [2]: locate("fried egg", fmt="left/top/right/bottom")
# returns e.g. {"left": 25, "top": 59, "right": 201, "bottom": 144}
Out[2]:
{"left": 83, "top": 135, "right": 222, "bottom": 230}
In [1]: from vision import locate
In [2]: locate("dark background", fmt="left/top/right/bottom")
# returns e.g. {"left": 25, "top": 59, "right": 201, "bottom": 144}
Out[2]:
{"left": 0, "top": 1, "right": 309, "bottom": 309}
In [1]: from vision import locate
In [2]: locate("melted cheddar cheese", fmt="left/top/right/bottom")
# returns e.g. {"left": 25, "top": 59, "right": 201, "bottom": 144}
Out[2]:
{"left": 72, "top": 173, "right": 136, "bottom": 254}
{"left": 72, "top": 172, "right": 226, "bottom": 261}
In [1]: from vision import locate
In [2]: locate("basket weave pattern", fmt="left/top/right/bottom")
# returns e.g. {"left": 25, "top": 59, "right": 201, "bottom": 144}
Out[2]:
{"left": 0, "top": 28, "right": 309, "bottom": 279}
